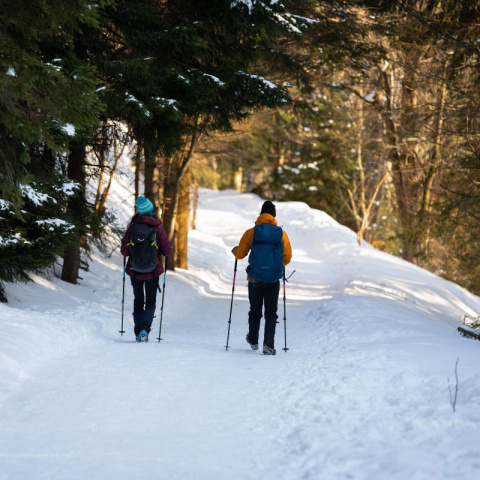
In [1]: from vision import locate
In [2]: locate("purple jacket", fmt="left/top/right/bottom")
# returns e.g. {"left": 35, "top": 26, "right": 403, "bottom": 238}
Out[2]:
{"left": 121, "top": 214, "right": 172, "bottom": 279}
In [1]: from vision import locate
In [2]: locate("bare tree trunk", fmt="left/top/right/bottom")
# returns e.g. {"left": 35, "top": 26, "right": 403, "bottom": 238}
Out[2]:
{"left": 94, "top": 159, "right": 105, "bottom": 215}
{"left": 62, "top": 139, "right": 86, "bottom": 284}
{"left": 400, "top": 52, "right": 420, "bottom": 152}
{"left": 134, "top": 144, "right": 142, "bottom": 203}
{"left": 166, "top": 132, "right": 198, "bottom": 242}
{"left": 96, "top": 128, "right": 126, "bottom": 218}
{"left": 162, "top": 120, "right": 199, "bottom": 270}
{"left": 144, "top": 141, "right": 156, "bottom": 205}
{"left": 357, "top": 97, "right": 367, "bottom": 243}
{"left": 234, "top": 167, "right": 243, "bottom": 192}
{"left": 153, "top": 154, "right": 163, "bottom": 213}
{"left": 94, "top": 122, "right": 108, "bottom": 214}
{"left": 380, "top": 69, "right": 415, "bottom": 261}
{"left": 94, "top": 167, "right": 105, "bottom": 215}
{"left": 347, "top": 185, "right": 361, "bottom": 230}
{"left": 359, "top": 175, "right": 387, "bottom": 245}
{"left": 162, "top": 155, "right": 177, "bottom": 270}
{"left": 420, "top": 59, "right": 448, "bottom": 252}
{"left": 144, "top": 141, "right": 165, "bottom": 217}
{"left": 174, "top": 167, "right": 191, "bottom": 269}
{"left": 347, "top": 98, "right": 363, "bottom": 235}
{"left": 349, "top": 100, "right": 387, "bottom": 246}
{"left": 192, "top": 173, "right": 198, "bottom": 230}
{"left": 211, "top": 157, "right": 218, "bottom": 191}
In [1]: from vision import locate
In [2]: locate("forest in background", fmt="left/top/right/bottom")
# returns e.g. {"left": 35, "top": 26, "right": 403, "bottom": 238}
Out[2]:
{"left": 1, "top": 0, "right": 480, "bottom": 302}
{"left": 193, "top": 0, "right": 480, "bottom": 294}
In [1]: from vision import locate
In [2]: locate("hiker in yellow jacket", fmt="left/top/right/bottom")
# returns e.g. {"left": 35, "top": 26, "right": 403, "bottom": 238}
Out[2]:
{"left": 232, "top": 201, "right": 292, "bottom": 355}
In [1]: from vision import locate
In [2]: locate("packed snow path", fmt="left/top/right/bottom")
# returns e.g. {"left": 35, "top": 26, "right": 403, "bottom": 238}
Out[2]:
{"left": 1, "top": 190, "right": 480, "bottom": 480}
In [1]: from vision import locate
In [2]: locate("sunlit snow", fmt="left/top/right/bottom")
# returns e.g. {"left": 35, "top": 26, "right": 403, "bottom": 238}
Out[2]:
{"left": 1, "top": 156, "right": 480, "bottom": 479}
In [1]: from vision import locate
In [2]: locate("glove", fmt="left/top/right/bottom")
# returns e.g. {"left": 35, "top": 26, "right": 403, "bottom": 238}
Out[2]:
{"left": 231, "top": 246, "right": 238, "bottom": 255}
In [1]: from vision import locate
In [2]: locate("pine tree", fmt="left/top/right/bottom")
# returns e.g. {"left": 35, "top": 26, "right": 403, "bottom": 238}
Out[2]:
{"left": 0, "top": 0, "right": 106, "bottom": 293}
{"left": 0, "top": 177, "right": 80, "bottom": 300}
{"left": 0, "top": 0, "right": 102, "bottom": 203}
{"left": 96, "top": 0, "right": 317, "bottom": 268}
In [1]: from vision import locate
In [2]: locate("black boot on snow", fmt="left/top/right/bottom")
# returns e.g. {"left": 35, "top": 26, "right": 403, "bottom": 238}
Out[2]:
{"left": 246, "top": 333, "right": 259, "bottom": 351}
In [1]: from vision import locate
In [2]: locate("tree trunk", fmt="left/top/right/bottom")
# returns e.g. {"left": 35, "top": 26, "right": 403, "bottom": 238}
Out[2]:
{"left": 162, "top": 157, "right": 175, "bottom": 234}
{"left": 96, "top": 128, "right": 125, "bottom": 218}
{"left": 153, "top": 153, "right": 163, "bottom": 213}
{"left": 357, "top": 96, "right": 367, "bottom": 244}
{"left": 234, "top": 167, "right": 243, "bottom": 192}
{"left": 174, "top": 168, "right": 191, "bottom": 269}
{"left": 62, "top": 245, "right": 82, "bottom": 284}
{"left": 192, "top": 173, "right": 198, "bottom": 230}
{"left": 62, "top": 139, "right": 86, "bottom": 284}
{"left": 134, "top": 144, "right": 142, "bottom": 204}
{"left": 162, "top": 122, "right": 199, "bottom": 270}
{"left": 0, "top": 283, "right": 7, "bottom": 303}
{"left": 144, "top": 141, "right": 159, "bottom": 213}
{"left": 420, "top": 59, "right": 448, "bottom": 253}
{"left": 349, "top": 97, "right": 387, "bottom": 247}
{"left": 94, "top": 122, "right": 108, "bottom": 215}
{"left": 380, "top": 69, "right": 415, "bottom": 261}
{"left": 211, "top": 157, "right": 218, "bottom": 191}
{"left": 94, "top": 162, "right": 105, "bottom": 215}
{"left": 400, "top": 52, "right": 420, "bottom": 150}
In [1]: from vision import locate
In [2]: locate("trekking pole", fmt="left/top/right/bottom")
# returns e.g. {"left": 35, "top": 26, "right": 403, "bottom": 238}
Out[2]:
{"left": 157, "top": 257, "right": 168, "bottom": 342}
{"left": 225, "top": 259, "right": 238, "bottom": 351}
{"left": 120, "top": 256, "right": 126, "bottom": 336}
{"left": 282, "top": 266, "right": 289, "bottom": 352}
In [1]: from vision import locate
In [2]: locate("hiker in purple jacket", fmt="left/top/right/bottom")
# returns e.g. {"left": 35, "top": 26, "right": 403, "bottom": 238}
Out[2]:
{"left": 121, "top": 196, "right": 172, "bottom": 341}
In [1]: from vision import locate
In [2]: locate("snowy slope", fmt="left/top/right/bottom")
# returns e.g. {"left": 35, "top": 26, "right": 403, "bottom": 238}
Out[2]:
{"left": 1, "top": 164, "right": 480, "bottom": 479}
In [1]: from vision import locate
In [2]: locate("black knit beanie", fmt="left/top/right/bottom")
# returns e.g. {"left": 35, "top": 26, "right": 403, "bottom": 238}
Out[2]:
{"left": 260, "top": 200, "right": 276, "bottom": 217}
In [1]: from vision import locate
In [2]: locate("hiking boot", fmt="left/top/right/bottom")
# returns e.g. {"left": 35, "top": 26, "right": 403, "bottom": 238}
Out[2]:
{"left": 246, "top": 333, "right": 259, "bottom": 351}
{"left": 136, "top": 330, "right": 149, "bottom": 342}
{"left": 263, "top": 344, "right": 276, "bottom": 355}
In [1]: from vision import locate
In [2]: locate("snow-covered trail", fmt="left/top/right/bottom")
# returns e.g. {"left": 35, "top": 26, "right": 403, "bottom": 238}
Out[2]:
{"left": 1, "top": 189, "right": 480, "bottom": 480}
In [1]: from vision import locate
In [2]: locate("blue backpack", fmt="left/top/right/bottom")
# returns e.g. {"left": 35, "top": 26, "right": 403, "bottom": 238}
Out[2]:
{"left": 246, "top": 224, "right": 284, "bottom": 283}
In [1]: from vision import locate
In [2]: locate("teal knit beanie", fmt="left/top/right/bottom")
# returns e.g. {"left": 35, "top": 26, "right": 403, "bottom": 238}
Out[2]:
{"left": 135, "top": 195, "right": 154, "bottom": 215}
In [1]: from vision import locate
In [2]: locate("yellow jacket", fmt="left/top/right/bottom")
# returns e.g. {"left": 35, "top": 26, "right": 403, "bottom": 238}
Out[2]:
{"left": 234, "top": 213, "right": 292, "bottom": 266}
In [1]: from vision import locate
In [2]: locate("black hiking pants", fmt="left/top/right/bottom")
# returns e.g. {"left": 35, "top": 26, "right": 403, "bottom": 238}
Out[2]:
{"left": 131, "top": 277, "right": 159, "bottom": 335}
{"left": 131, "top": 277, "right": 159, "bottom": 314}
{"left": 248, "top": 280, "right": 280, "bottom": 348}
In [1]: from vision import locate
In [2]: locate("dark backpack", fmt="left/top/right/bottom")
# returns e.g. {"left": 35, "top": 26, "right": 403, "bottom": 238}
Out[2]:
{"left": 246, "top": 224, "right": 284, "bottom": 283}
{"left": 128, "top": 223, "right": 157, "bottom": 273}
